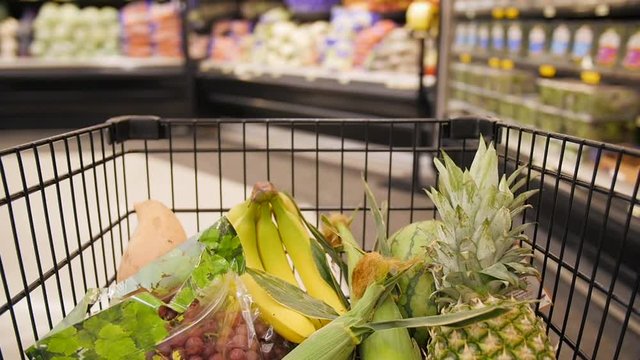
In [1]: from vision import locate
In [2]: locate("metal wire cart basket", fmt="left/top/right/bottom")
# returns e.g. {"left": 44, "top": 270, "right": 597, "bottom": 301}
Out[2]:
{"left": 0, "top": 117, "right": 637, "bottom": 359}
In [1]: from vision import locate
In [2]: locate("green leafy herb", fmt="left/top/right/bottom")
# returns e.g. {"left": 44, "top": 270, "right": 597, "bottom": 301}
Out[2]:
{"left": 168, "top": 216, "right": 242, "bottom": 311}
{"left": 26, "top": 296, "right": 168, "bottom": 360}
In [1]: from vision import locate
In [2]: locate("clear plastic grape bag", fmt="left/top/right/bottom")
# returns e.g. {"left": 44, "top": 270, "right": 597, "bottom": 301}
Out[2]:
{"left": 152, "top": 275, "right": 293, "bottom": 360}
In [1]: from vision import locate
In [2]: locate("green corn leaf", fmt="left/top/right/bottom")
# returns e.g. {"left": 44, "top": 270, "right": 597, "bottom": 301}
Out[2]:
{"left": 247, "top": 268, "right": 339, "bottom": 320}
{"left": 310, "top": 235, "right": 349, "bottom": 308}
{"left": 366, "top": 304, "right": 510, "bottom": 331}
{"left": 362, "top": 178, "right": 390, "bottom": 257}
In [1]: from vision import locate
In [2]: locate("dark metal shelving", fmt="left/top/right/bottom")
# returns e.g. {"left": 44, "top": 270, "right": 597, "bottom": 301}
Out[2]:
{"left": 454, "top": 1, "right": 640, "bottom": 20}
{"left": 452, "top": 51, "right": 640, "bottom": 87}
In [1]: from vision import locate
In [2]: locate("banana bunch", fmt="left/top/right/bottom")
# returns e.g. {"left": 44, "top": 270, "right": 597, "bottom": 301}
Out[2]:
{"left": 226, "top": 182, "right": 347, "bottom": 344}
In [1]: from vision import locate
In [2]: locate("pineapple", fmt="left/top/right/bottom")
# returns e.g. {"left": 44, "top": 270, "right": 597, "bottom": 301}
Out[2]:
{"left": 425, "top": 139, "right": 556, "bottom": 360}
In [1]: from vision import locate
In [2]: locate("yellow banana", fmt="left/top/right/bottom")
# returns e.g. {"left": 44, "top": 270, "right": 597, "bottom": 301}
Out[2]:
{"left": 227, "top": 200, "right": 261, "bottom": 269}
{"left": 256, "top": 203, "right": 299, "bottom": 286}
{"left": 228, "top": 200, "right": 318, "bottom": 342}
{"left": 270, "top": 194, "right": 347, "bottom": 315}
{"left": 240, "top": 274, "right": 316, "bottom": 343}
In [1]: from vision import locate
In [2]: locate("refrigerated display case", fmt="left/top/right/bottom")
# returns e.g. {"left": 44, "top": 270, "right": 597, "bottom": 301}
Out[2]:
{"left": 0, "top": 0, "right": 191, "bottom": 128}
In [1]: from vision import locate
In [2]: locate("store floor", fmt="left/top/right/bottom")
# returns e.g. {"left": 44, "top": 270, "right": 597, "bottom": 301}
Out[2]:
{"left": 0, "top": 127, "right": 637, "bottom": 360}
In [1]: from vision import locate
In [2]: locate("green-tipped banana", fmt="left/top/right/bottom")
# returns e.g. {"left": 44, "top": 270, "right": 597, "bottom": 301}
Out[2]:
{"left": 226, "top": 200, "right": 261, "bottom": 269}
{"left": 225, "top": 201, "right": 317, "bottom": 343}
{"left": 257, "top": 203, "right": 298, "bottom": 286}
{"left": 271, "top": 194, "right": 347, "bottom": 315}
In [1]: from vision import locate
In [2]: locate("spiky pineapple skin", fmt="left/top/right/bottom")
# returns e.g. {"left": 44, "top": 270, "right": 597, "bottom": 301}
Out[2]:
{"left": 427, "top": 300, "right": 556, "bottom": 360}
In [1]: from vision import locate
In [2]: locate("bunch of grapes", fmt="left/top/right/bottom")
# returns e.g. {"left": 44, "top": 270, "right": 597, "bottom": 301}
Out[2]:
{"left": 151, "top": 301, "right": 292, "bottom": 360}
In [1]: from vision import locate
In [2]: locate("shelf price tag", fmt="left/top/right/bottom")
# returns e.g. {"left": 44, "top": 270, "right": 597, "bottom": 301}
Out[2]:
{"left": 505, "top": 7, "right": 519, "bottom": 19}
{"left": 539, "top": 64, "right": 557, "bottom": 77}
{"left": 459, "top": 53, "right": 472, "bottom": 64}
{"left": 500, "top": 59, "right": 514, "bottom": 70}
{"left": 581, "top": 70, "right": 601, "bottom": 85}
{"left": 492, "top": 7, "right": 505, "bottom": 19}
{"left": 488, "top": 57, "right": 501, "bottom": 68}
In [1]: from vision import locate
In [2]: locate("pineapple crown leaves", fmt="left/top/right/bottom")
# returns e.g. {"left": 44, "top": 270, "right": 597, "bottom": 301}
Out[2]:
{"left": 426, "top": 138, "right": 540, "bottom": 302}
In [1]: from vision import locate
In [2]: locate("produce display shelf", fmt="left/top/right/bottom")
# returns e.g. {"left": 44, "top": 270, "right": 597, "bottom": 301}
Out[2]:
{"left": 454, "top": 0, "right": 640, "bottom": 20}
{"left": 200, "top": 60, "right": 435, "bottom": 92}
{"left": 449, "top": 98, "right": 638, "bottom": 193}
{"left": 451, "top": 53, "right": 640, "bottom": 86}
{"left": 197, "top": 61, "right": 434, "bottom": 120}
{"left": 0, "top": 57, "right": 185, "bottom": 78}
{"left": 0, "top": 57, "right": 191, "bottom": 129}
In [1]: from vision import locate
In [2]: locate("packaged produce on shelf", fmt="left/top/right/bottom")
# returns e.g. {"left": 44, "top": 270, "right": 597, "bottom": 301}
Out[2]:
{"left": 549, "top": 22, "right": 572, "bottom": 62}
{"left": 343, "top": 0, "right": 412, "bottom": 13}
{"left": 121, "top": 1, "right": 153, "bottom": 57}
{"left": 0, "top": 17, "right": 18, "bottom": 59}
{"left": 190, "top": 34, "right": 210, "bottom": 60}
{"left": 453, "top": 21, "right": 476, "bottom": 54}
{"left": 492, "top": 68, "right": 536, "bottom": 94}
{"left": 252, "top": 8, "right": 329, "bottom": 68}
{"left": 506, "top": 21, "right": 526, "bottom": 58}
{"left": 353, "top": 19, "right": 396, "bottom": 67}
{"left": 364, "top": 27, "right": 419, "bottom": 74}
{"left": 30, "top": 3, "right": 120, "bottom": 59}
{"left": 476, "top": 22, "right": 490, "bottom": 54}
{"left": 210, "top": 20, "right": 253, "bottom": 63}
{"left": 323, "top": 6, "right": 378, "bottom": 70}
{"left": 150, "top": 2, "right": 183, "bottom": 58}
{"left": 571, "top": 23, "right": 598, "bottom": 65}
{"left": 537, "top": 105, "right": 565, "bottom": 134}
{"left": 528, "top": 23, "right": 549, "bottom": 59}
{"left": 595, "top": 24, "right": 624, "bottom": 68}
{"left": 537, "top": 78, "right": 639, "bottom": 120}
{"left": 466, "top": 21, "right": 477, "bottom": 51}
{"left": 491, "top": 22, "right": 505, "bottom": 55}
{"left": 497, "top": 94, "right": 518, "bottom": 120}
{"left": 622, "top": 25, "right": 640, "bottom": 70}
{"left": 452, "top": 22, "right": 477, "bottom": 53}
{"left": 563, "top": 110, "right": 636, "bottom": 143}
{"left": 517, "top": 98, "right": 539, "bottom": 128}
{"left": 450, "top": 62, "right": 469, "bottom": 83}
{"left": 285, "top": 0, "right": 340, "bottom": 14}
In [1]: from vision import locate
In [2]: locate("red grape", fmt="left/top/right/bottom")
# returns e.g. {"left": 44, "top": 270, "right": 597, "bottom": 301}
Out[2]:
{"left": 232, "top": 334, "right": 249, "bottom": 349}
{"left": 156, "top": 341, "right": 172, "bottom": 355}
{"left": 246, "top": 350, "right": 259, "bottom": 360}
{"left": 229, "top": 348, "right": 247, "bottom": 360}
{"left": 158, "top": 306, "right": 178, "bottom": 321}
{"left": 185, "top": 336, "right": 205, "bottom": 355}
{"left": 202, "top": 343, "right": 216, "bottom": 357}
{"left": 236, "top": 325, "right": 247, "bottom": 337}
{"left": 169, "top": 334, "right": 188, "bottom": 348}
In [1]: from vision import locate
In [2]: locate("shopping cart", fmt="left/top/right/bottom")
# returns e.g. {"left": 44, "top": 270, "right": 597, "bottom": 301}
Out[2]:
{"left": 0, "top": 116, "right": 637, "bottom": 360}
